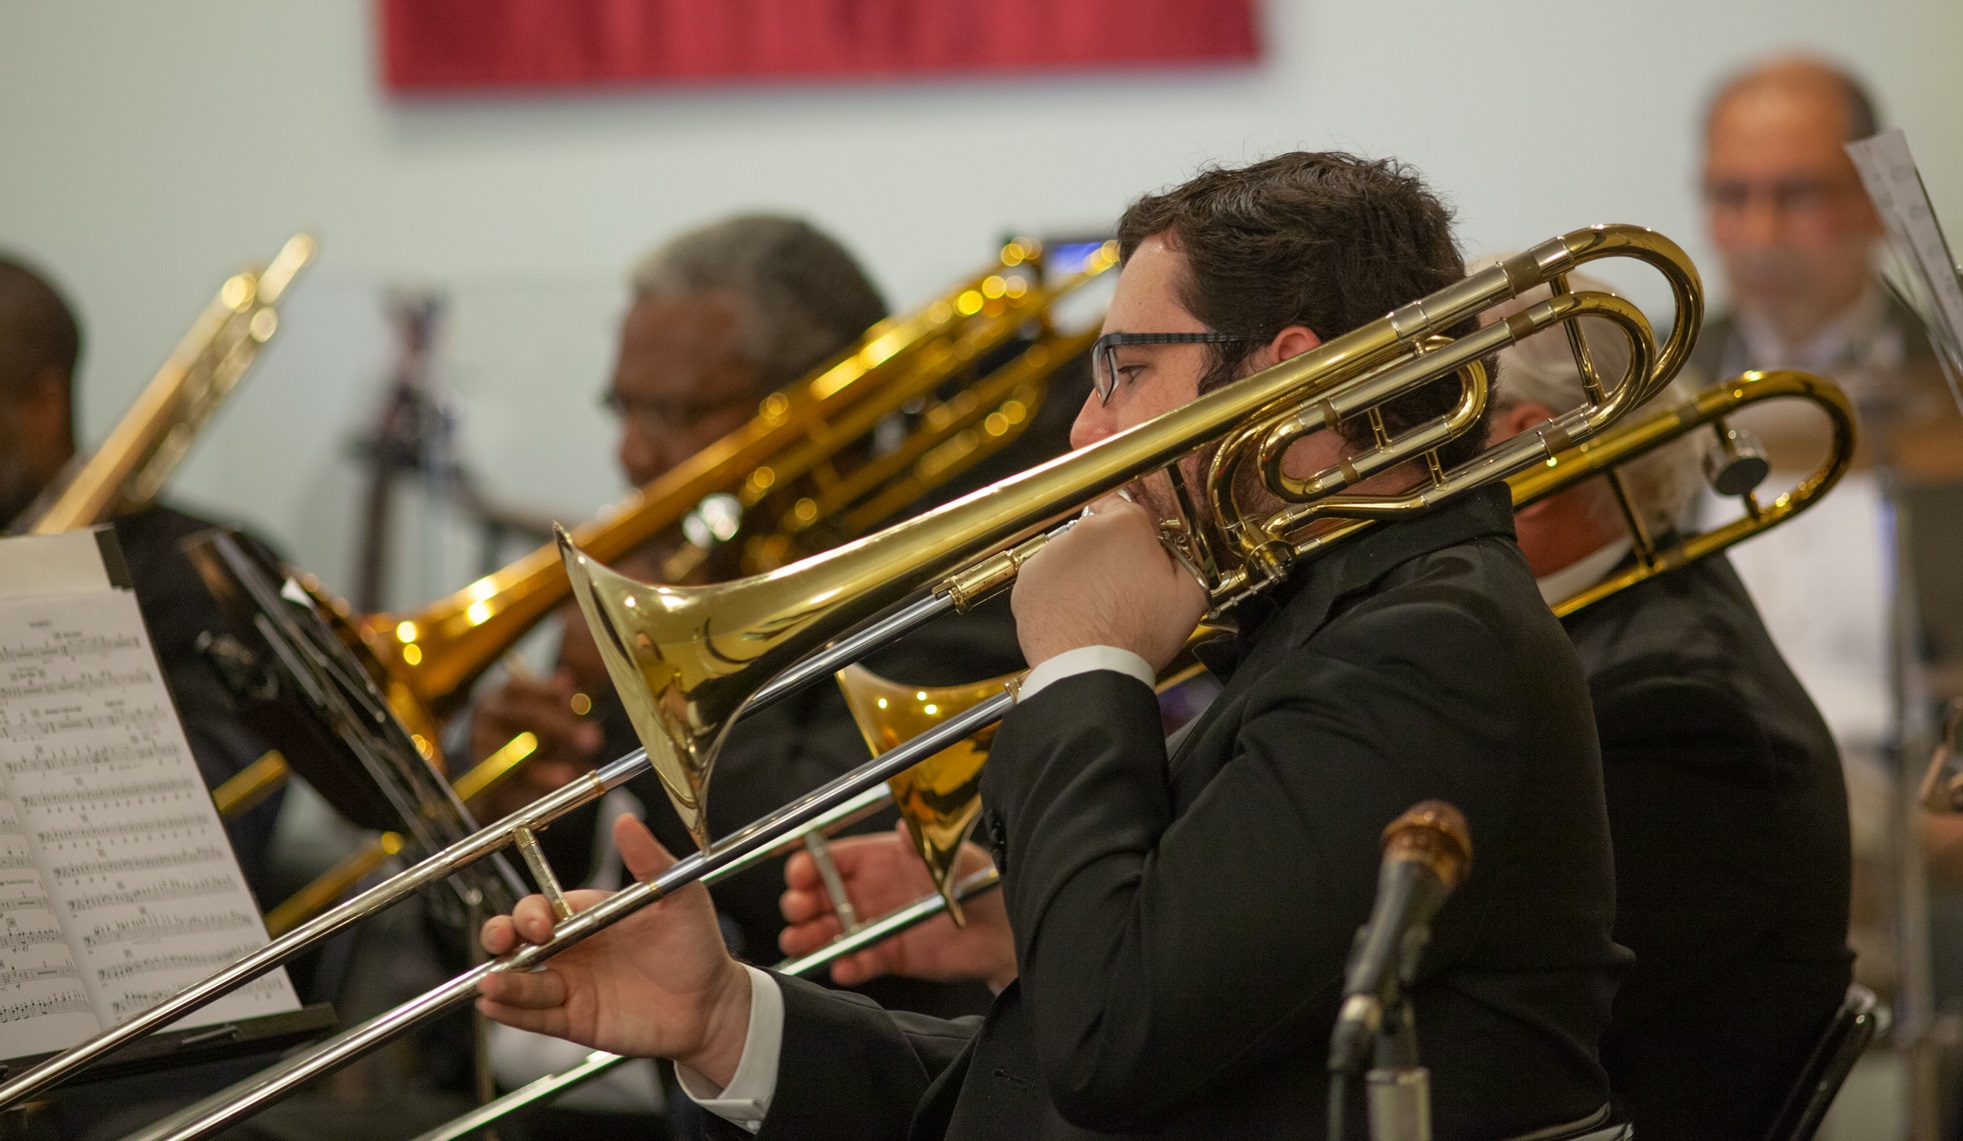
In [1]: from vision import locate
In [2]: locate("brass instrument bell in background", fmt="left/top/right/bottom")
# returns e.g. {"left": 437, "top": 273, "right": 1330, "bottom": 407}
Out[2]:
{"left": 836, "top": 664, "right": 1009, "bottom": 925}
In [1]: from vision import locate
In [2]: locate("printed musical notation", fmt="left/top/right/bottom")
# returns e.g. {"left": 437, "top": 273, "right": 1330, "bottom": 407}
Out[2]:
{"left": 0, "top": 581, "right": 297, "bottom": 1056}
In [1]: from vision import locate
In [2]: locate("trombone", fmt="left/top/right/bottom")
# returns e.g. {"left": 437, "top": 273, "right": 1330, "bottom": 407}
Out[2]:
{"left": 208, "top": 240, "right": 1114, "bottom": 930}
{"left": 100, "top": 223, "right": 1701, "bottom": 1140}
{"left": 211, "top": 237, "right": 1113, "bottom": 812}
{"left": 397, "top": 365, "right": 1862, "bottom": 1141}
{"left": 17, "top": 233, "right": 316, "bottom": 534}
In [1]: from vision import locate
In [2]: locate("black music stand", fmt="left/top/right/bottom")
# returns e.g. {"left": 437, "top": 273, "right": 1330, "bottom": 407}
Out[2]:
{"left": 184, "top": 530, "right": 524, "bottom": 925}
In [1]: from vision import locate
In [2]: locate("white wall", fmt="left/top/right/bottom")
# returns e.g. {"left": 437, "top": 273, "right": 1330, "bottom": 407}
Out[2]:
{"left": 1, "top": 0, "right": 1958, "bottom": 606}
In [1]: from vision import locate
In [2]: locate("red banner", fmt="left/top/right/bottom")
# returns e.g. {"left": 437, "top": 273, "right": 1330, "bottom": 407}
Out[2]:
{"left": 380, "top": 0, "right": 1261, "bottom": 93}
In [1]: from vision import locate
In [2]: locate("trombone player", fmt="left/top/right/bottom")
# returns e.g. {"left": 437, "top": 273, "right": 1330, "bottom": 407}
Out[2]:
{"left": 784, "top": 277, "right": 1857, "bottom": 1141}
{"left": 0, "top": 254, "right": 285, "bottom": 901}
{"left": 476, "top": 152, "right": 1628, "bottom": 1139}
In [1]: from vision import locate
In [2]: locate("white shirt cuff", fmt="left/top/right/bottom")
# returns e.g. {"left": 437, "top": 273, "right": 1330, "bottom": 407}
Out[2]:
{"left": 1018, "top": 644, "right": 1156, "bottom": 702}
{"left": 675, "top": 964, "right": 783, "bottom": 1132}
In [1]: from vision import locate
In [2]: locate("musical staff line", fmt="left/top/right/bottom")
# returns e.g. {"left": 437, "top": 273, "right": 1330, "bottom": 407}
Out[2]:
{"left": 6, "top": 740, "right": 175, "bottom": 774}
{"left": 0, "top": 635, "right": 141, "bottom": 663}
{"left": 21, "top": 778, "right": 200, "bottom": 809}
{"left": 64, "top": 875, "right": 234, "bottom": 911}
{"left": 35, "top": 813, "right": 210, "bottom": 846}
{"left": 95, "top": 944, "right": 256, "bottom": 983}
{"left": 52, "top": 847, "right": 229, "bottom": 880}
{"left": 0, "top": 928, "right": 71, "bottom": 954}
{"left": 0, "top": 991, "right": 93, "bottom": 1025}
{"left": 81, "top": 909, "right": 256, "bottom": 950}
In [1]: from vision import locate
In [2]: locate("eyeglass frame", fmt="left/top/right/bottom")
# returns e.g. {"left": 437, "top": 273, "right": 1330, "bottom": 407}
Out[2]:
{"left": 1091, "top": 332, "right": 1253, "bottom": 404}
{"left": 598, "top": 387, "right": 761, "bottom": 433}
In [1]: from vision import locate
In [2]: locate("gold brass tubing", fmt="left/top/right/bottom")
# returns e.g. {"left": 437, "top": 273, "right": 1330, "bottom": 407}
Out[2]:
{"left": 451, "top": 732, "right": 540, "bottom": 805}
{"left": 1512, "top": 369, "right": 1857, "bottom": 618}
{"left": 25, "top": 234, "right": 315, "bottom": 533}
{"left": 213, "top": 751, "right": 290, "bottom": 819}
{"left": 265, "top": 833, "right": 403, "bottom": 938}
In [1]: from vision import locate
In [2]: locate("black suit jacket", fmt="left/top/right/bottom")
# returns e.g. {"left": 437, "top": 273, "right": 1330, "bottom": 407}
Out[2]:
{"left": 724, "top": 485, "right": 1625, "bottom": 1140}
{"left": 1565, "top": 554, "right": 1852, "bottom": 1140}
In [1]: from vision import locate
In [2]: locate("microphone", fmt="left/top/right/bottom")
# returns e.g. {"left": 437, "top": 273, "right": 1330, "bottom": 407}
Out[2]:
{"left": 1327, "top": 800, "right": 1473, "bottom": 1077}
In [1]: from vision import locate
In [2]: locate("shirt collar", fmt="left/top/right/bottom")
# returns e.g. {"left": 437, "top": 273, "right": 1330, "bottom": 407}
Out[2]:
{"left": 1535, "top": 537, "right": 1631, "bottom": 608}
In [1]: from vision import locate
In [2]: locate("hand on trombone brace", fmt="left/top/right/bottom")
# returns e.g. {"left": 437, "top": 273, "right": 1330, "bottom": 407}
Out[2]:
{"left": 779, "top": 822, "right": 1015, "bottom": 991}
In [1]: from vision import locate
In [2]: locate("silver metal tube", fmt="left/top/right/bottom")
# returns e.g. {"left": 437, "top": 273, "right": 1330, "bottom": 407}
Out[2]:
{"left": 121, "top": 693, "right": 1011, "bottom": 1141}
{"left": 0, "top": 751, "right": 649, "bottom": 1111}
{"left": 747, "top": 590, "right": 954, "bottom": 711}
{"left": 405, "top": 861, "right": 1007, "bottom": 1140}
{"left": 775, "top": 866, "right": 1002, "bottom": 977}
{"left": 411, "top": 1050, "right": 630, "bottom": 1141}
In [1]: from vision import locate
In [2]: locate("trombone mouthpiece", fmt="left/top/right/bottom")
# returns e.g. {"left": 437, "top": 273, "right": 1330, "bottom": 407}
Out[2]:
{"left": 1380, "top": 800, "right": 1472, "bottom": 890}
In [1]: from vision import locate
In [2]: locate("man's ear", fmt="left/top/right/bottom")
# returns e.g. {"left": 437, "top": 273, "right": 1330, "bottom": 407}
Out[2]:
{"left": 1494, "top": 399, "right": 1559, "bottom": 520}
{"left": 1267, "top": 324, "right": 1321, "bottom": 365}
{"left": 1492, "top": 400, "right": 1557, "bottom": 446}
{"left": 18, "top": 368, "right": 76, "bottom": 461}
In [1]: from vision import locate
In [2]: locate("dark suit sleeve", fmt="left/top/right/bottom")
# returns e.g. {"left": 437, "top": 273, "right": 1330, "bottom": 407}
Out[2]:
{"left": 981, "top": 599, "right": 1540, "bottom": 1133}
{"left": 705, "top": 975, "right": 976, "bottom": 1141}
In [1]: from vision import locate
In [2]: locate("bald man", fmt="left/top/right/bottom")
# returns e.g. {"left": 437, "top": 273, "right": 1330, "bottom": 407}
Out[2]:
{"left": 0, "top": 255, "right": 285, "bottom": 902}
{"left": 1694, "top": 55, "right": 1951, "bottom": 460}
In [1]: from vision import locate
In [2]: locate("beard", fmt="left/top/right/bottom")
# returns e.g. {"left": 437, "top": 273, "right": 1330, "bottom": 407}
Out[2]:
{"left": 0, "top": 410, "right": 47, "bottom": 529}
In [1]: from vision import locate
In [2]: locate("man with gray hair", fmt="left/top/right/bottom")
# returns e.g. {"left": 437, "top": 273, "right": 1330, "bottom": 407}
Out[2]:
{"left": 468, "top": 215, "right": 1011, "bottom": 1129}
{"left": 1491, "top": 279, "right": 1852, "bottom": 1139}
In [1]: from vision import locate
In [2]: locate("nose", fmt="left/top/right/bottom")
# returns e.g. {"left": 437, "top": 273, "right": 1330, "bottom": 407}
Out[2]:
{"left": 617, "top": 421, "right": 665, "bottom": 488}
{"left": 1069, "top": 391, "right": 1114, "bottom": 451}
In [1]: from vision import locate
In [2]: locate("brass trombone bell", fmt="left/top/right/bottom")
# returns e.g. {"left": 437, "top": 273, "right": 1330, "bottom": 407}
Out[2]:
{"left": 836, "top": 664, "right": 1007, "bottom": 925}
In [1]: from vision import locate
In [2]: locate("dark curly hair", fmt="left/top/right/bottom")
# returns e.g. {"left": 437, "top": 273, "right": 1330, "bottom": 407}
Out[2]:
{"left": 1116, "top": 152, "right": 1487, "bottom": 467}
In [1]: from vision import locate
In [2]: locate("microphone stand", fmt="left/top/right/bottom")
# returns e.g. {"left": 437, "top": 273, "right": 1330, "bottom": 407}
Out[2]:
{"left": 1327, "top": 800, "right": 1471, "bottom": 1141}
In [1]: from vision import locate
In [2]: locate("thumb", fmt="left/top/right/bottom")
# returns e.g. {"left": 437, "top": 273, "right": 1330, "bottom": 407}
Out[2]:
{"left": 614, "top": 815, "right": 680, "bottom": 883}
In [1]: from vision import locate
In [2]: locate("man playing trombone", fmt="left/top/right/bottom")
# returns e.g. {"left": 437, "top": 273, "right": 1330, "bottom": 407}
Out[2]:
{"left": 476, "top": 153, "right": 1629, "bottom": 1139}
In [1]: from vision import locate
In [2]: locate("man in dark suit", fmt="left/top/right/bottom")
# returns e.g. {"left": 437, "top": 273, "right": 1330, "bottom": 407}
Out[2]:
{"left": 1493, "top": 303, "right": 1852, "bottom": 1140}
{"left": 476, "top": 152, "right": 1627, "bottom": 1140}
{"left": 0, "top": 254, "right": 285, "bottom": 901}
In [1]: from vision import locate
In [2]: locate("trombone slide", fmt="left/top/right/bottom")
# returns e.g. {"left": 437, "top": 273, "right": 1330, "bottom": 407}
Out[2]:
{"left": 120, "top": 696, "right": 1009, "bottom": 1141}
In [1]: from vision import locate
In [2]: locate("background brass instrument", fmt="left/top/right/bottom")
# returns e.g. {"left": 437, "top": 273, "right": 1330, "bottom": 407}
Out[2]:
{"left": 0, "top": 242, "right": 1114, "bottom": 1109}
{"left": 95, "top": 224, "right": 1704, "bottom": 1141}
{"left": 821, "top": 367, "right": 1859, "bottom": 953}
{"left": 331, "top": 238, "right": 1116, "bottom": 752}
{"left": 221, "top": 241, "right": 1115, "bottom": 930}
{"left": 17, "top": 233, "right": 316, "bottom": 534}
{"left": 1515, "top": 367, "right": 1857, "bottom": 616}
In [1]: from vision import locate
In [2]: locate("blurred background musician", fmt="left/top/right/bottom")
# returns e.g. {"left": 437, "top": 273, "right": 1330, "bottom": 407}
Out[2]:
{"left": 0, "top": 254, "right": 285, "bottom": 904}
{"left": 1693, "top": 55, "right": 1950, "bottom": 464}
{"left": 463, "top": 215, "right": 1065, "bottom": 1130}
{"left": 1694, "top": 57, "right": 1963, "bottom": 1089}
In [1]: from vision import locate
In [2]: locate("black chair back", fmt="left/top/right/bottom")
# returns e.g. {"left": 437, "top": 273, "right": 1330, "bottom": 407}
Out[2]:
{"left": 1761, "top": 984, "right": 1887, "bottom": 1141}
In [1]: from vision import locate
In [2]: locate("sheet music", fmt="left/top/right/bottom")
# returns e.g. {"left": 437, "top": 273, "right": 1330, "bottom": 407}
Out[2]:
{"left": 0, "top": 587, "right": 297, "bottom": 1037}
{"left": 0, "top": 795, "right": 95, "bottom": 1058}
{"left": 1846, "top": 129, "right": 1963, "bottom": 404}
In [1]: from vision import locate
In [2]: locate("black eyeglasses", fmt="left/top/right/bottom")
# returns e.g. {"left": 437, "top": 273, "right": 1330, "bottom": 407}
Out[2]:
{"left": 599, "top": 389, "right": 758, "bottom": 432}
{"left": 1091, "top": 332, "right": 1251, "bottom": 403}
